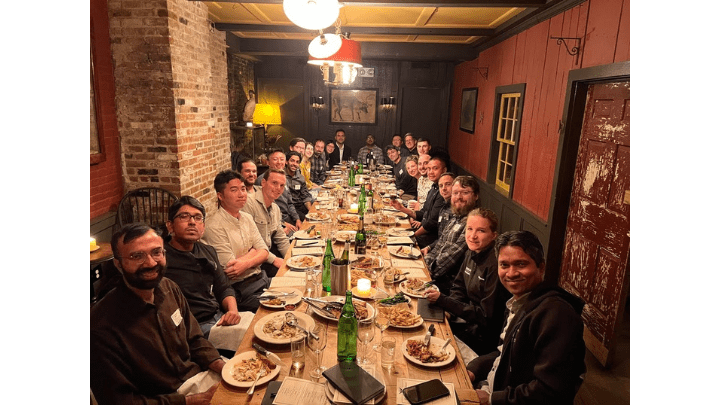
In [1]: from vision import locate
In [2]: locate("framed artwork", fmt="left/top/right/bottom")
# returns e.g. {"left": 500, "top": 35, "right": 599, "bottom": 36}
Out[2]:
{"left": 459, "top": 87, "right": 478, "bottom": 133}
{"left": 330, "top": 88, "right": 378, "bottom": 125}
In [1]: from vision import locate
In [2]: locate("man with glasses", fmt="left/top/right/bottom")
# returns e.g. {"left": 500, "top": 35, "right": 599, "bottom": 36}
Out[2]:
{"left": 203, "top": 170, "right": 270, "bottom": 312}
{"left": 404, "top": 133, "right": 418, "bottom": 155}
{"left": 92, "top": 223, "right": 224, "bottom": 405}
{"left": 164, "top": 196, "right": 242, "bottom": 338}
{"left": 421, "top": 175, "right": 480, "bottom": 295}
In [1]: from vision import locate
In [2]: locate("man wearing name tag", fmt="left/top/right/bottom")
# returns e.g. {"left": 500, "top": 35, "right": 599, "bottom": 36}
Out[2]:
{"left": 285, "top": 151, "right": 315, "bottom": 221}
{"left": 91, "top": 223, "right": 224, "bottom": 405}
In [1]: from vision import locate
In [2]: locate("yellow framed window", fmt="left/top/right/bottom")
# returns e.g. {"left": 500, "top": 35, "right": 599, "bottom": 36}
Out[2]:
{"left": 495, "top": 93, "right": 520, "bottom": 195}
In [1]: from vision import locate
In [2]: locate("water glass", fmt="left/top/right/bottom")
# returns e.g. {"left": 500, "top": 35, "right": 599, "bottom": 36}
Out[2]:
{"left": 305, "top": 269, "right": 316, "bottom": 298}
{"left": 307, "top": 324, "right": 327, "bottom": 379}
{"left": 381, "top": 336, "right": 396, "bottom": 368}
{"left": 291, "top": 337, "right": 306, "bottom": 371}
{"left": 358, "top": 319, "right": 375, "bottom": 366}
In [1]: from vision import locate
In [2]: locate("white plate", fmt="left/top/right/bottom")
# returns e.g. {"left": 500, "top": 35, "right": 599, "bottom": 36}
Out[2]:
{"left": 286, "top": 255, "right": 322, "bottom": 270}
{"left": 306, "top": 212, "right": 332, "bottom": 222}
{"left": 337, "top": 213, "right": 360, "bottom": 224}
{"left": 308, "top": 296, "right": 375, "bottom": 322}
{"left": 253, "top": 311, "right": 316, "bottom": 345}
{"left": 387, "top": 228, "right": 414, "bottom": 237}
{"left": 379, "top": 307, "right": 423, "bottom": 329}
{"left": 221, "top": 350, "right": 281, "bottom": 388}
{"left": 401, "top": 336, "right": 456, "bottom": 368}
{"left": 334, "top": 230, "right": 356, "bottom": 242}
{"left": 389, "top": 246, "right": 422, "bottom": 259}
{"left": 383, "top": 210, "right": 408, "bottom": 219}
{"left": 373, "top": 214, "right": 398, "bottom": 226}
{"left": 294, "top": 230, "right": 321, "bottom": 240}
{"left": 399, "top": 280, "right": 437, "bottom": 298}
{"left": 351, "top": 286, "right": 378, "bottom": 300}
{"left": 259, "top": 288, "right": 303, "bottom": 309}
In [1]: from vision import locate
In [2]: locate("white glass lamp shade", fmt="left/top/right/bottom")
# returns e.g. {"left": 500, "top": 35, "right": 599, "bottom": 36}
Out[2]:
{"left": 283, "top": 0, "right": 340, "bottom": 31}
{"left": 308, "top": 34, "right": 342, "bottom": 59}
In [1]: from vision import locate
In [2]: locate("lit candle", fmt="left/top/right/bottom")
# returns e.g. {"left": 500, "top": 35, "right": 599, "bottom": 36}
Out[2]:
{"left": 349, "top": 203, "right": 358, "bottom": 213}
{"left": 90, "top": 237, "right": 97, "bottom": 251}
{"left": 357, "top": 278, "right": 371, "bottom": 297}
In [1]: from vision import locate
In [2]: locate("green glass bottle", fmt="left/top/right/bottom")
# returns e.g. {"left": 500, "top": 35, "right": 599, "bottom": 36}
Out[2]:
{"left": 322, "top": 238, "right": 334, "bottom": 294}
{"left": 357, "top": 162, "right": 364, "bottom": 174}
{"left": 354, "top": 215, "right": 367, "bottom": 255}
{"left": 340, "top": 240, "right": 350, "bottom": 263}
{"left": 366, "top": 183, "right": 374, "bottom": 212}
{"left": 336, "top": 290, "right": 358, "bottom": 362}
{"left": 349, "top": 165, "right": 356, "bottom": 187}
{"left": 358, "top": 184, "right": 367, "bottom": 216}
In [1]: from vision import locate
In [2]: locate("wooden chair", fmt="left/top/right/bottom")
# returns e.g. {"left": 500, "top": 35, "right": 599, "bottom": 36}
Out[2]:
{"left": 114, "top": 187, "right": 178, "bottom": 238}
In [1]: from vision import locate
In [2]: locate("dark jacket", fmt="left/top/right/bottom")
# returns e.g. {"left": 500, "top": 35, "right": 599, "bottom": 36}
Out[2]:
{"left": 490, "top": 283, "right": 586, "bottom": 405}
{"left": 328, "top": 144, "right": 352, "bottom": 167}
{"left": 435, "top": 243, "right": 511, "bottom": 355}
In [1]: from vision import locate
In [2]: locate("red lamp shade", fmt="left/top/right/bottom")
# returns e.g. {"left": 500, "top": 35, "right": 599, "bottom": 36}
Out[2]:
{"left": 308, "top": 38, "right": 362, "bottom": 67}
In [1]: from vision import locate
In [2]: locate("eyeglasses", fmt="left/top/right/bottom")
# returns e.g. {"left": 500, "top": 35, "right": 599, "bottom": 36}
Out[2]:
{"left": 123, "top": 248, "right": 166, "bottom": 264}
{"left": 174, "top": 213, "right": 205, "bottom": 222}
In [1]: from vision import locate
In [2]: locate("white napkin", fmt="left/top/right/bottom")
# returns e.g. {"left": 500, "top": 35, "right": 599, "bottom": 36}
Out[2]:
{"left": 292, "top": 247, "right": 324, "bottom": 256}
{"left": 391, "top": 258, "right": 426, "bottom": 269}
{"left": 176, "top": 369, "right": 222, "bottom": 396}
{"left": 270, "top": 276, "right": 306, "bottom": 288}
{"left": 206, "top": 310, "right": 254, "bottom": 352}
{"left": 387, "top": 236, "right": 414, "bottom": 245}
{"left": 294, "top": 240, "right": 325, "bottom": 248}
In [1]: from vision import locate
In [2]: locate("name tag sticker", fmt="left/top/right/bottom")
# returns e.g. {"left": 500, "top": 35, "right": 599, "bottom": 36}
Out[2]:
{"left": 171, "top": 308, "right": 183, "bottom": 327}
{"left": 453, "top": 223, "right": 462, "bottom": 232}
{"left": 438, "top": 217, "right": 443, "bottom": 223}
{"left": 294, "top": 185, "right": 301, "bottom": 190}
{"left": 464, "top": 266, "right": 472, "bottom": 275}
{"left": 399, "top": 169, "right": 404, "bottom": 175}
{"left": 477, "top": 275, "right": 485, "bottom": 281}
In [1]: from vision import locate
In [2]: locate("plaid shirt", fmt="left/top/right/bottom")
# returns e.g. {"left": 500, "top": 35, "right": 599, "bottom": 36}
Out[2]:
{"left": 425, "top": 210, "right": 469, "bottom": 280}
{"left": 357, "top": 145, "right": 385, "bottom": 166}
{"left": 310, "top": 153, "right": 327, "bottom": 185}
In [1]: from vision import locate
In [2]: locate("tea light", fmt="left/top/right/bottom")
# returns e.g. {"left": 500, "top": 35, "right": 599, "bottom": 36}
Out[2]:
{"left": 349, "top": 203, "right": 358, "bottom": 213}
{"left": 90, "top": 237, "right": 97, "bottom": 251}
{"left": 357, "top": 278, "right": 372, "bottom": 297}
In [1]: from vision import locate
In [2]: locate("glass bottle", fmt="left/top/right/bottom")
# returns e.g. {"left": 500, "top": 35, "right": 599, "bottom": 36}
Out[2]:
{"left": 337, "top": 290, "right": 358, "bottom": 362}
{"left": 366, "top": 183, "right": 374, "bottom": 212}
{"left": 358, "top": 161, "right": 364, "bottom": 174}
{"left": 322, "top": 237, "right": 334, "bottom": 294}
{"left": 354, "top": 215, "right": 367, "bottom": 255}
{"left": 358, "top": 184, "right": 367, "bottom": 216}
{"left": 340, "top": 240, "right": 350, "bottom": 263}
{"left": 349, "top": 165, "right": 356, "bottom": 187}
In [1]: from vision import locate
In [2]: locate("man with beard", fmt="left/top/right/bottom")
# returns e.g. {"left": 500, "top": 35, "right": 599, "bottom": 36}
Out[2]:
{"left": 259, "top": 148, "right": 302, "bottom": 234}
{"left": 203, "top": 170, "right": 270, "bottom": 312}
{"left": 357, "top": 134, "right": 385, "bottom": 166}
{"left": 285, "top": 151, "right": 314, "bottom": 221}
{"left": 164, "top": 196, "right": 241, "bottom": 338}
{"left": 237, "top": 157, "right": 260, "bottom": 194}
{"left": 328, "top": 129, "right": 351, "bottom": 167}
{"left": 420, "top": 175, "right": 477, "bottom": 295}
{"left": 310, "top": 139, "right": 328, "bottom": 185}
{"left": 424, "top": 207, "right": 511, "bottom": 361}
{"left": 91, "top": 224, "right": 224, "bottom": 405}
{"left": 242, "top": 169, "right": 292, "bottom": 277}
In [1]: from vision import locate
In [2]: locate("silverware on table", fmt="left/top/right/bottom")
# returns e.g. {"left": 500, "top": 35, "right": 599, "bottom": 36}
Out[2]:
{"left": 252, "top": 343, "right": 282, "bottom": 366}
{"left": 424, "top": 324, "right": 435, "bottom": 347}
{"left": 285, "top": 312, "right": 319, "bottom": 340}
{"left": 247, "top": 369, "right": 266, "bottom": 395}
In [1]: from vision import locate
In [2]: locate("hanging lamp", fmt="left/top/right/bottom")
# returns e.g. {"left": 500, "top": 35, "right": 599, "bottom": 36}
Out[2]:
{"left": 283, "top": 0, "right": 339, "bottom": 31}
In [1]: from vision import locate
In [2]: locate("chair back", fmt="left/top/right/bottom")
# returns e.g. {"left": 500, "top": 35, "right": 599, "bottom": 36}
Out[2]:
{"left": 114, "top": 187, "right": 178, "bottom": 237}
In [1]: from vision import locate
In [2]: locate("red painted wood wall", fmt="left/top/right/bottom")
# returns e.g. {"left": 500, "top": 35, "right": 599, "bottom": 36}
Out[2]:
{"left": 90, "top": 0, "right": 124, "bottom": 220}
{"left": 448, "top": 0, "right": 629, "bottom": 221}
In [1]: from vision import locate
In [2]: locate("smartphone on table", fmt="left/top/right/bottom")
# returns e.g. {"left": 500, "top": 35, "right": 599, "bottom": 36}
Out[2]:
{"left": 401, "top": 379, "right": 450, "bottom": 404}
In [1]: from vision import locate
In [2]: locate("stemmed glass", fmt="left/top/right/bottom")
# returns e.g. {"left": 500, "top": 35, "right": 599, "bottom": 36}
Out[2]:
{"left": 358, "top": 319, "right": 375, "bottom": 365}
{"left": 372, "top": 306, "right": 390, "bottom": 352}
{"left": 307, "top": 324, "right": 327, "bottom": 379}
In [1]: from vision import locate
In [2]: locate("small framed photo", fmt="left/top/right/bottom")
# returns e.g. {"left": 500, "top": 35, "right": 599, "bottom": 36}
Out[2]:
{"left": 460, "top": 88, "right": 478, "bottom": 133}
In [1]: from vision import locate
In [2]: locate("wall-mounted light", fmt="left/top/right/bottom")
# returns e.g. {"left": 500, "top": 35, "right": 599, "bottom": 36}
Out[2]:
{"left": 380, "top": 97, "right": 396, "bottom": 111}
{"left": 311, "top": 96, "right": 325, "bottom": 111}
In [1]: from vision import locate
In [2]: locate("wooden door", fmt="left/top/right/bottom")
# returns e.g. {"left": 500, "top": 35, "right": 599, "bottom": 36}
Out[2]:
{"left": 559, "top": 81, "right": 630, "bottom": 367}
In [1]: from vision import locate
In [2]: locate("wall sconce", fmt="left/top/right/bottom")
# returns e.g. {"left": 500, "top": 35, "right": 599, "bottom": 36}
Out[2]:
{"left": 380, "top": 97, "right": 396, "bottom": 111}
{"left": 311, "top": 96, "right": 325, "bottom": 111}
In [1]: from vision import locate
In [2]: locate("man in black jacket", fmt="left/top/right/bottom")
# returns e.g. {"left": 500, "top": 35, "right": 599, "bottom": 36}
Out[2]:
{"left": 328, "top": 129, "right": 352, "bottom": 167}
{"left": 470, "top": 230, "right": 586, "bottom": 405}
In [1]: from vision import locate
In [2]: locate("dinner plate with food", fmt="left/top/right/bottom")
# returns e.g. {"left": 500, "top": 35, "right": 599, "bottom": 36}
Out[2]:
{"left": 373, "top": 214, "right": 398, "bottom": 226}
{"left": 307, "top": 296, "right": 374, "bottom": 322}
{"left": 293, "top": 229, "right": 321, "bottom": 240}
{"left": 221, "top": 350, "right": 280, "bottom": 388}
{"left": 399, "top": 278, "right": 438, "bottom": 298}
{"left": 258, "top": 287, "right": 302, "bottom": 309}
{"left": 305, "top": 211, "right": 331, "bottom": 222}
{"left": 333, "top": 230, "right": 356, "bottom": 242}
{"left": 350, "top": 256, "right": 383, "bottom": 270}
{"left": 402, "top": 336, "right": 456, "bottom": 368}
{"left": 336, "top": 223, "right": 359, "bottom": 231}
{"left": 387, "top": 228, "right": 414, "bottom": 237}
{"left": 337, "top": 213, "right": 360, "bottom": 224}
{"left": 253, "top": 311, "right": 315, "bottom": 345}
{"left": 286, "top": 255, "right": 321, "bottom": 270}
{"left": 389, "top": 245, "right": 422, "bottom": 259}
{"left": 377, "top": 303, "right": 423, "bottom": 328}
{"left": 383, "top": 210, "right": 408, "bottom": 219}
{"left": 383, "top": 268, "right": 408, "bottom": 284}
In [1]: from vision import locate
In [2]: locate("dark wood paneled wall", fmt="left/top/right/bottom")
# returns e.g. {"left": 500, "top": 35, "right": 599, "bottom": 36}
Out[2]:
{"left": 254, "top": 57, "right": 454, "bottom": 154}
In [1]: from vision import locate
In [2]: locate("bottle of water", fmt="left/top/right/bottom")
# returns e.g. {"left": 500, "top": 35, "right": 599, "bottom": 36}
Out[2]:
{"left": 336, "top": 290, "right": 358, "bottom": 362}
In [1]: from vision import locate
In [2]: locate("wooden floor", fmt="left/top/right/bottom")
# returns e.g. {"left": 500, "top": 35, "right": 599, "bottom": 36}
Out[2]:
{"left": 574, "top": 300, "right": 630, "bottom": 405}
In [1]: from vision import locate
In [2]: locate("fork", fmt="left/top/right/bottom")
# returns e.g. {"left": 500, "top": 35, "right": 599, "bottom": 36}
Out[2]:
{"left": 247, "top": 369, "right": 267, "bottom": 395}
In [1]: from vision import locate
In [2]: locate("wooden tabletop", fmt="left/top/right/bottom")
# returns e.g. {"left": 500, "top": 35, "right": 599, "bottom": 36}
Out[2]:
{"left": 90, "top": 242, "right": 113, "bottom": 265}
{"left": 211, "top": 201, "right": 480, "bottom": 405}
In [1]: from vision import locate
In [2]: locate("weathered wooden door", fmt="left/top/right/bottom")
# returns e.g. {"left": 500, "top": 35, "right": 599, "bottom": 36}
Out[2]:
{"left": 559, "top": 81, "right": 630, "bottom": 367}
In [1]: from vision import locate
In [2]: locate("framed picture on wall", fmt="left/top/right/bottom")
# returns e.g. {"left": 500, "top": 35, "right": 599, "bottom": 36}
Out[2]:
{"left": 330, "top": 88, "right": 378, "bottom": 125}
{"left": 459, "top": 87, "right": 478, "bottom": 133}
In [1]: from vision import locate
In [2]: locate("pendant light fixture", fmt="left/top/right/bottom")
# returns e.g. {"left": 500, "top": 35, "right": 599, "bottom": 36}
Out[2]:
{"left": 308, "top": 36, "right": 362, "bottom": 85}
{"left": 283, "top": 0, "right": 339, "bottom": 31}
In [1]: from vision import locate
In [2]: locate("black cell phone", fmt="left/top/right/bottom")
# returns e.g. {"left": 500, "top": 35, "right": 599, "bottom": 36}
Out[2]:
{"left": 401, "top": 379, "right": 450, "bottom": 405}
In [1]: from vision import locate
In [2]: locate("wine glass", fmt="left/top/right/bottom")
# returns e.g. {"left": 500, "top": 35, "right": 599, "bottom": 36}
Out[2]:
{"left": 311, "top": 264, "right": 323, "bottom": 298}
{"left": 358, "top": 319, "right": 375, "bottom": 365}
{"left": 372, "top": 307, "right": 390, "bottom": 352}
{"left": 307, "top": 324, "right": 327, "bottom": 379}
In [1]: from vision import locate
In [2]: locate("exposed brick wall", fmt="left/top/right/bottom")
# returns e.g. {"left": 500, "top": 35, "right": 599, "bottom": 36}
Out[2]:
{"left": 105, "top": 0, "right": 231, "bottom": 214}
{"left": 90, "top": 0, "right": 125, "bottom": 220}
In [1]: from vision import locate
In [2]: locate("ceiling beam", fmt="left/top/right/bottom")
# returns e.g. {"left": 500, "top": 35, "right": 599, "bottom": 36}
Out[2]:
{"left": 214, "top": 23, "right": 494, "bottom": 37}
{"left": 197, "top": 0, "right": 547, "bottom": 7}
{"left": 226, "top": 35, "right": 479, "bottom": 62}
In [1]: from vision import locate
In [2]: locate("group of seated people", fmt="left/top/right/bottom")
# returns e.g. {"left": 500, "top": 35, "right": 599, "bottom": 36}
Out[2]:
{"left": 90, "top": 131, "right": 587, "bottom": 405}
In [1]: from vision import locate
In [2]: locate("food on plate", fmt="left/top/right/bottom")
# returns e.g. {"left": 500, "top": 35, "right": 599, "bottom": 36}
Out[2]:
{"left": 335, "top": 232, "right": 355, "bottom": 242}
{"left": 336, "top": 223, "right": 358, "bottom": 231}
{"left": 263, "top": 298, "right": 284, "bottom": 306}
{"left": 325, "top": 301, "right": 370, "bottom": 320}
{"left": 379, "top": 291, "right": 409, "bottom": 305}
{"left": 338, "top": 214, "right": 360, "bottom": 224}
{"left": 289, "top": 256, "right": 317, "bottom": 268}
{"left": 378, "top": 305, "right": 421, "bottom": 327}
{"left": 405, "top": 340, "right": 450, "bottom": 363}
{"left": 262, "top": 314, "right": 298, "bottom": 339}
{"left": 350, "top": 256, "right": 380, "bottom": 269}
{"left": 394, "top": 246, "right": 414, "bottom": 256}
{"left": 350, "top": 269, "right": 367, "bottom": 287}
{"left": 231, "top": 356, "right": 277, "bottom": 382}
{"left": 374, "top": 214, "right": 396, "bottom": 224}
{"left": 307, "top": 212, "right": 330, "bottom": 221}
{"left": 404, "top": 278, "right": 432, "bottom": 292}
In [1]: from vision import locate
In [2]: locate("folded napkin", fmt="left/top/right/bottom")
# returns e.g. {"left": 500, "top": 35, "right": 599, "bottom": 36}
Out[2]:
{"left": 292, "top": 247, "right": 324, "bottom": 256}
{"left": 270, "top": 276, "right": 306, "bottom": 288}
{"left": 176, "top": 369, "right": 222, "bottom": 396}
{"left": 391, "top": 258, "right": 426, "bottom": 269}
{"left": 386, "top": 236, "right": 414, "bottom": 245}
{"left": 206, "top": 310, "right": 253, "bottom": 352}
{"left": 294, "top": 240, "right": 325, "bottom": 248}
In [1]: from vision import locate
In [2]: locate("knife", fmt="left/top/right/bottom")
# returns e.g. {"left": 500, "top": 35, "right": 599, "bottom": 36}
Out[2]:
{"left": 305, "top": 225, "right": 316, "bottom": 234}
{"left": 424, "top": 324, "right": 435, "bottom": 347}
{"left": 258, "top": 293, "right": 297, "bottom": 300}
{"left": 302, "top": 298, "right": 338, "bottom": 318}
{"left": 253, "top": 343, "right": 283, "bottom": 366}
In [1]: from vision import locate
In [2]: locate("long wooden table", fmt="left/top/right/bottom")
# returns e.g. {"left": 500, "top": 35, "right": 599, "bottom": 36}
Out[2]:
{"left": 211, "top": 202, "right": 480, "bottom": 405}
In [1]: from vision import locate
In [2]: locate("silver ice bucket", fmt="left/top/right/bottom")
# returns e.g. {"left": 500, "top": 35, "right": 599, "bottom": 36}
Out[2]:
{"left": 330, "top": 258, "right": 350, "bottom": 295}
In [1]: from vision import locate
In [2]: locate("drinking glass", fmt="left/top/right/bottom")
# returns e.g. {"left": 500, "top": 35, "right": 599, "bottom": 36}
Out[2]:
{"left": 381, "top": 336, "right": 396, "bottom": 369}
{"left": 307, "top": 324, "right": 327, "bottom": 379}
{"left": 305, "top": 269, "right": 316, "bottom": 298}
{"left": 291, "top": 337, "right": 306, "bottom": 371}
{"left": 365, "top": 208, "right": 374, "bottom": 225}
{"left": 358, "top": 319, "right": 375, "bottom": 366}
{"left": 311, "top": 264, "right": 323, "bottom": 298}
{"left": 372, "top": 306, "right": 390, "bottom": 352}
